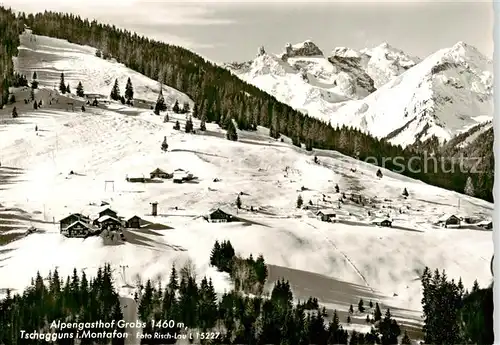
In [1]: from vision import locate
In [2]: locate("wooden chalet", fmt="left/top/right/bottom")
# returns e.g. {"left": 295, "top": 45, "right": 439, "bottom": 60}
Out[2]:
{"left": 437, "top": 214, "right": 461, "bottom": 228}
{"left": 150, "top": 168, "right": 172, "bottom": 179}
{"left": 96, "top": 215, "right": 123, "bottom": 231}
{"left": 476, "top": 220, "right": 493, "bottom": 230}
{"left": 98, "top": 207, "right": 118, "bottom": 219}
{"left": 173, "top": 169, "right": 188, "bottom": 183}
{"left": 316, "top": 209, "right": 336, "bottom": 222}
{"left": 62, "top": 220, "right": 95, "bottom": 238}
{"left": 206, "top": 208, "right": 234, "bottom": 223}
{"left": 372, "top": 218, "right": 392, "bottom": 227}
{"left": 125, "top": 215, "right": 142, "bottom": 229}
{"left": 126, "top": 175, "right": 146, "bottom": 183}
{"left": 59, "top": 213, "right": 91, "bottom": 232}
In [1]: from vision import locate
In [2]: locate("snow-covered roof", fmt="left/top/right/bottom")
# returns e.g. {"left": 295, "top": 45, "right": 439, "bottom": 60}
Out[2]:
{"left": 207, "top": 207, "right": 233, "bottom": 216}
{"left": 437, "top": 213, "right": 460, "bottom": 222}
{"left": 317, "top": 209, "right": 336, "bottom": 215}
{"left": 371, "top": 217, "right": 392, "bottom": 224}
{"left": 151, "top": 167, "right": 168, "bottom": 174}
{"left": 60, "top": 213, "right": 89, "bottom": 222}
{"left": 476, "top": 220, "right": 492, "bottom": 226}
{"left": 98, "top": 205, "right": 116, "bottom": 214}
{"left": 97, "top": 215, "right": 122, "bottom": 223}
{"left": 64, "top": 220, "right": 93, "bottom": 231}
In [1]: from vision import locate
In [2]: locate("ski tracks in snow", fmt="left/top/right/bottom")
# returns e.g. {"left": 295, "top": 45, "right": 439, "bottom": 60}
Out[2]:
{"left": 304, "top": 221, "right": 375, "bottom": 293}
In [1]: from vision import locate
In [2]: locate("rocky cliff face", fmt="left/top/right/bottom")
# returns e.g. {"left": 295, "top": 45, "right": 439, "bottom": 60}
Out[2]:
{"left": 281, "top": 40, "right": 324, "bottom": 60}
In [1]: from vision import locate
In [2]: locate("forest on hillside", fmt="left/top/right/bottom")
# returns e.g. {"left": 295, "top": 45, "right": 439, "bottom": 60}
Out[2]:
{"left": 0, "top": 240, "right": 493, "bottom": 345}
{"left": 0, "top": 7, "right": 493, "bottom": 202}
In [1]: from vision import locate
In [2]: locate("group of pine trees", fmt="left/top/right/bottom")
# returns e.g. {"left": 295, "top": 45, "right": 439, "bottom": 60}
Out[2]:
{"left": 110, "top": 77, "right": 134, "bottom": 105}
{"left": 0, "top": 9, "right": 489, "bottom": 201}
{"left": 0, "top": 264, "right": 125, "bottom": 345}
{"left": 0, "top": 240, "right": 493, "bottom": 345}
{"left": 58, "top": 72, "right": 71, "bottom": 94}
{"left": 421, "top": 267, "right": 493, "bottom": 345}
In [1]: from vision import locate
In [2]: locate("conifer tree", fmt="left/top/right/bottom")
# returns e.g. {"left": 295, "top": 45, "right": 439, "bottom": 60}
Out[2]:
{"left": 172, "top": 100, "right": 180, "bottom": 113}
{"left": 154, "top": 88, "right": 166, "bottom": 115}
{"left": 110, "top": 78, "right": 120, "bottom": 100}
{"left": 76, "top": 81, "right": 84, "bottom": 97}
{"left": 31, "top": 71, "right": 38, "bottom": 89}
{"left": 402, "top": 188, "right": 409, "bottom": 197}
{"left": 173, "top": 120, "right": 180, "bottom": 130}
{"left": 124, "top": 77, "right": 134, "bottom": 102}
{"left": 472, "top": 279, "right": 479, "bottom": 292}
{"left": 401, "top": 330, "right": 411, "bottom": 344}
{"left": 161, "top": 136, "right": 168, "bottom": 152}
{"left": 59, "top": 72, "right": 66, "bottom": 94}
{"left": 12, "top": 106, "right": 18, "bottom": 118}
{"left": 369, "top": 300, "right": 373, "bottom": 308}
{"left": 168, "top": 264, "right": 179, "bottom": 292}
{"left": 374, "top": 302, "right": 382, "bottom": 322}
{"left": 464, "top": 176, "right": 475, "bottom": 196}
{"left": 183, "top": 101, "right": 190, "bottom": 114}
{"left": 66, "top": 83, "right": 71, "bottom": 94}
{"left": 184, "top": 116, "right": 193, "bottom": 133}
{"left": 358, "top": 298, "right": 365, "bottom": 313}
{"left": 296, "top": 194, "right": 303, "bottom": 208}
{"left": 33, "top": 100, "right": 38, "bottom": 109}
{"left": 226, "top": 119, "right": 238, "bottom": 141}
{"left": 192, "top": 103, "right": 198, "bottom": 118}
{"left": 236, "top": 195, "right": 242, "bottom": 209}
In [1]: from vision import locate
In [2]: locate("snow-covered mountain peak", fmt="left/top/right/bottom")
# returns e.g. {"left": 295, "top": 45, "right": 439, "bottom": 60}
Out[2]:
{"left": 330, "top": 41, "right": 493, "bottom": 147}
{"left": 331, "top": 47, "right": 362, "bottom": 58}
{"left": 283, "top": 40, "right": 324, "bottom": 58}
{"left": 248, "top": 52, "right": 293, "bottom": 78}
{"left": 360, "top": 42, "right": 420, "bottom": 88}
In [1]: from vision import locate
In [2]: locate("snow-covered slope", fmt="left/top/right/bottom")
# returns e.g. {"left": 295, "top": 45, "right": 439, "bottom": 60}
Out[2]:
{"left": 13, "top": 31, "right": 191, "bottom": 106}
{"left": 0, "top": 34, "right": 494, "bottom": 327}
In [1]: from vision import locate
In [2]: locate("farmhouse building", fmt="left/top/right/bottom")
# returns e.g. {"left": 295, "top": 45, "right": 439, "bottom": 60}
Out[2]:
{"left": 437, "top": 214, "right": 461, "bottom": 228}
{"left": 62, "top": 220, "right": 95, "bottom": 238}
{"left": 96, "top": 215, "right": 123, "bottom": 231}
{"left": 125, "top": 215, "right": 142, "bottom": 229}
{"left": 316, "top": 209, "right": 336, "bottom": 222}
{"left": 59, "top": 213, "right": 90, "bottom": 232}
{"left": 98, "top": 207, "right": 118, "bottom": 219}
{"left": 173, "top": 169, "right": 189, "bottom": 183}
{"left": 372, "top": 218, "right": 392, "bottom": 227}
{"left": 150, "top": 168, "right": 172, "bottom": 179}
{"left": 476, "top": 220, "right": 493, "bottom": 230}
{"left": 126, "top": 175, "right": 146, "bottom": 183}
{"left": 206, "top": 208, "right": 234, "bottom": 223}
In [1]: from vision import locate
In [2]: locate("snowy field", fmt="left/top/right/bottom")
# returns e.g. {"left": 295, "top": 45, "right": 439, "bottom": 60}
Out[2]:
{"left": 0, "top": 32, "right": 494, "bottom": 332}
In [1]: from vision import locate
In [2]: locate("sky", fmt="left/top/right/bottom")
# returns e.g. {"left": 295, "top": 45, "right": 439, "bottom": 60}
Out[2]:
{"left": 1, "top": 0, "right": 494, "bottom": 63}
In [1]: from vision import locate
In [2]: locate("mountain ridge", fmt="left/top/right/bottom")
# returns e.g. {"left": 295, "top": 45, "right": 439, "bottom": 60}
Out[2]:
{"left": 225, "top": 40, "right": 492, "bottom": 149}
